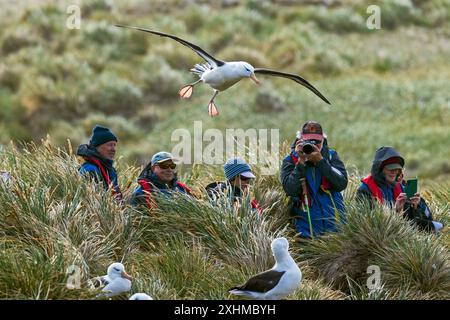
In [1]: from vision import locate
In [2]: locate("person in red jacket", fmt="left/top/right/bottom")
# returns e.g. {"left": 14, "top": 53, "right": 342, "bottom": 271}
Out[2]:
{"left": 356, "top": 146, "right": 443, "bottom": 233}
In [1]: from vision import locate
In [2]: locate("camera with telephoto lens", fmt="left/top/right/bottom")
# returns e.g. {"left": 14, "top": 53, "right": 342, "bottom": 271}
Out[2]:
{"left": 301, "top": 140, "right": 318, "bottom": 154}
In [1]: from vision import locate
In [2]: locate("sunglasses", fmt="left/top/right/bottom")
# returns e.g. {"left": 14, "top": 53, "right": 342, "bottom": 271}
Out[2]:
{"left": 239, "top": 175, "right": 251, "bottom": 182}
{"left": 157, "top": 162, "right": 176, "bottom": 170}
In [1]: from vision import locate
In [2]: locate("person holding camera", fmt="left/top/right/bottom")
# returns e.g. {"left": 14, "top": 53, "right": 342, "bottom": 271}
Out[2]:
{"left": 356, "top": 146, "right": 443, "bottom": 233}
{"left": 280, "top": 121, "right": 348, "bottom": 238}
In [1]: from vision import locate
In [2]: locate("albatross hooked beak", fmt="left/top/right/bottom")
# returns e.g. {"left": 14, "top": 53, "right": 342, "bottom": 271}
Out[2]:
{"left": 250, "top": 73, "right": 260, "bottom": 85}
{"left": 121, "top": 271, "right": 132, "bottom": 281}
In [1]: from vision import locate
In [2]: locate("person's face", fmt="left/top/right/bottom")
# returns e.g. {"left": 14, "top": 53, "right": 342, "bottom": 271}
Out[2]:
{"left": 231, "top": 175, "right": 252, "bottom": 190}
{"left": 315, "top": 139, "right": 323, "bottom": 151}
{"left": 96, "top": 141, "right": 117, "bottom": 160}
{"left": 152, "top": 160, "right": 176, "bottom": 183}
{"left": 382, "top": 167, "right": 402, "bottom": 184}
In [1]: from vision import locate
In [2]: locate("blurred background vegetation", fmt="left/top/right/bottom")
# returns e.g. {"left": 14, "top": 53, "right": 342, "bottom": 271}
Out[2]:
{"left": 0, "top": 0, "right": 449, "bottom": 183}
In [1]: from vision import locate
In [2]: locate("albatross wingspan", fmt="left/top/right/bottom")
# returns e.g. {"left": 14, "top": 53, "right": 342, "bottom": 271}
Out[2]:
{"left": 254, "top": 68, "right": 331, "bottom": 105}
{"left": 115, "top": 25, "right": 225, "bottom": 68}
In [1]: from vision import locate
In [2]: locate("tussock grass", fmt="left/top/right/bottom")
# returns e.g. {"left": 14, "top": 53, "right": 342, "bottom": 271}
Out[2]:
{"left": 0, "top": 142, "right": 448, "bottom": 299}
{"left": 0, "top": 0, "right": 449, "bottom": 299}
{"left": 301, "top": 201, "right": 450, "bottom": 299}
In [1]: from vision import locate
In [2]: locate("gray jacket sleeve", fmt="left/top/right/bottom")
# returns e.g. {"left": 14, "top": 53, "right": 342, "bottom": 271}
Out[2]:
{"left": 316, "top": 150, "right": 348, "bottom": 192}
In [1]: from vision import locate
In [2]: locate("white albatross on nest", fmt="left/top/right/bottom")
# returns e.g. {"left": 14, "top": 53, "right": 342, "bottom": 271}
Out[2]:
{"left": 115, "top": 25, "right": 331, "bottom": 117}
{"left": 91, "top": 262, "right": 132, "bottom": 298}
{"left": 229, "top": 237, "right": 302, "bottom": 300}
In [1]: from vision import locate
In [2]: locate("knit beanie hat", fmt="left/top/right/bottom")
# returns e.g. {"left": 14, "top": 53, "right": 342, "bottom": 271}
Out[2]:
{"left": 223, "top": 157, "right": 256, "bottom": 181}
{"left": 89, "top": 125, "right": 118, "bottom": 147}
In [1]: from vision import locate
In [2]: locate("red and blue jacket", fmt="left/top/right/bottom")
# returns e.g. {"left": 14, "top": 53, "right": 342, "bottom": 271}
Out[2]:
{"left": 280, "top": 140, "right": 348, "bottom": 238}
{"left": 130, "top": 172, "right": 191, "bottom": 209}
{"left": 77, "top": 144, "right": 123, "bottom": 202}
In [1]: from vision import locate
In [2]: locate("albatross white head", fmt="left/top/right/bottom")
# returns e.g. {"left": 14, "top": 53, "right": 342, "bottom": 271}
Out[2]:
{"left": 271, "top": 237, "right": 290, "bottom": 262}
{"left": 238, "top": 62, "right": 260, "bottom": 85}
{"left": 107, "top": 262, "right": 132, "bottom": 281}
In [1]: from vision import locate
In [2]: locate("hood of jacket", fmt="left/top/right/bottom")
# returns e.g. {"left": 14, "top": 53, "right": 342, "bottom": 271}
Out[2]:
{"left": 370, "top": 146, "right": 405, "bottom": 187}
{"left": 76, "top": 144, "right": 114, "bottom": 171}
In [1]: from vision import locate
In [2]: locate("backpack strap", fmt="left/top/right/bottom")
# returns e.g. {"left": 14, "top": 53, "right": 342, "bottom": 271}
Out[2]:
{"left": 361, "top": 175, "right": 384, "bottom": 204}
{"left": 85, "top": 157, "right": 123, "bottom": 202}
{"left": 251, "top": 199, "right": 263, "bottom": 215}
{"left": 176, "top": 181, "right": 192, "bottom": 194}
{"left": 138, "top": 179, "right": 156, "bottom": 209}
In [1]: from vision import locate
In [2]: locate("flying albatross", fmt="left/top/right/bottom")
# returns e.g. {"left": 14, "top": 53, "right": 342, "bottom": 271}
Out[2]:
{"left": 229, "top": 237, "right": 302, "bottom": 300}
{"left": 115, "top": 25, "right": 331, "bottom": 116}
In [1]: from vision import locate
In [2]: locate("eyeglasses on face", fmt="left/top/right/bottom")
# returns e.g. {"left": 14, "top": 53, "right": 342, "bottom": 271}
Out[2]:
{"left": 239, "top": 175, "right": 252, "bottom": 182}
{"left": 157, "top": 162, "right": 176, "bottom": 170}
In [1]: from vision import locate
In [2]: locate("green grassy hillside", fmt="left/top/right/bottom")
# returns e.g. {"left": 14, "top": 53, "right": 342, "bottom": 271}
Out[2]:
{"left": 0, "top": 0, "right": 449, "bottom": 300}
{"left": 0, "top": 142, "right": 448, "bottom": 299}
{"left": 1, "top": 0, "right": 449, "bottom": 181}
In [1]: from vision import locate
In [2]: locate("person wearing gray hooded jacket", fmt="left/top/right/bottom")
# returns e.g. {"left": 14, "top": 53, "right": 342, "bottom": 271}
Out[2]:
{"left": 356, "top": 146, "right": 443, "bottom": 233}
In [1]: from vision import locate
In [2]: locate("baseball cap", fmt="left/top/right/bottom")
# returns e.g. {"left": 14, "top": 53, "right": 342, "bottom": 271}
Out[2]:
{"left": 151, "top": 151, "right": 174, "bottom": 166}
{"left": 300, "top": 121, "right": 324, "bottom": 141}
{"left": 381, "top": 157, "right": 404, "bottom": 171}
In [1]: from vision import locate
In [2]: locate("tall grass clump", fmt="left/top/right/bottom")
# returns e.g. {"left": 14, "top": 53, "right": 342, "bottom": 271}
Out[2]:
{"left": 0, "top": 142, "right": 142, "bottom": 299}
{"left": 0, "top": 141, "right": 449, "bottom": 299}
{"left": 301, "top": 200, "right": 450, "bottom": 299}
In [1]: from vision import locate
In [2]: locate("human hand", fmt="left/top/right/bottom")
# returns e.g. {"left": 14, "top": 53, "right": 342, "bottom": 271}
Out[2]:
{"left": 304, "top": 144, "right": 323, "bottom": 164}
{"left": 294, "top": 140, "right": 307, "bottom": 165}
{"left": 410, "top": 192, "right": 420, "bottom": 209}
{"left": 395, "top": 193, "right": 407, "bottom": 213}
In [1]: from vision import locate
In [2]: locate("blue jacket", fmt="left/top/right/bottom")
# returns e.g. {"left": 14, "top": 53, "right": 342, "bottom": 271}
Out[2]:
{"left": 280, "top": 140, "right": 348, "bottom": 238}
{"left": 77, "top": 144, "right": 122, "bottom": 198}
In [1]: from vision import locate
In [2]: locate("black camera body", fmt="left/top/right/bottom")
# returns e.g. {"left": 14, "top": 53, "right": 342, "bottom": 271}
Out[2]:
{"left": 301, "top": 140, "right": 318, "bottom": 154}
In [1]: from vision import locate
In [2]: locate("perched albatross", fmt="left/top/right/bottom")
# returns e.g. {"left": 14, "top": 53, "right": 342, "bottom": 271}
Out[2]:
{"left": 115, "top": 25, "right": 331, "bottom": 116}
{"left": 229, "top": 237, "right": 302, "bottom": 300}
{"left": 91, "top": 262, "right": 132, "bottom": 298}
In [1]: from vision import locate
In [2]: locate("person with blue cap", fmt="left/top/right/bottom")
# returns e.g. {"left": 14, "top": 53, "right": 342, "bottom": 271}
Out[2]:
{"left": 76, "top": 125, "right": 122, "bottom": 202}
{"left": 130, "top": 151, "right": 191, "bottom": 209}
{"left": 205, "top": 157, "right": 262, "bottom": 214}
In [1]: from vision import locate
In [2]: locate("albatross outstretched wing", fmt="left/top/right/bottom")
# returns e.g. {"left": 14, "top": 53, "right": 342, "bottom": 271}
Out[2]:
{"left": 115, "top": 25, "right": 225, "bottom": 68}
{"left": 254, "top": 68, "right": 331, "bottom": 105}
